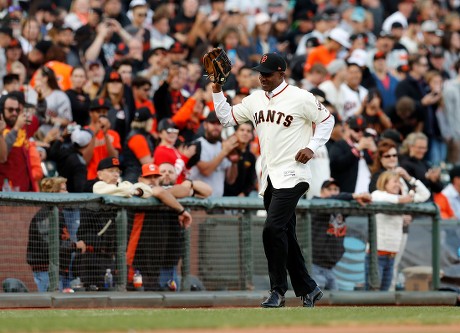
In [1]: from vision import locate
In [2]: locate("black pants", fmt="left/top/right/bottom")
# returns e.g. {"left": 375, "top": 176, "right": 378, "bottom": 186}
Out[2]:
{"left": 263, "top": 177, "right": 317, "bottom": 297}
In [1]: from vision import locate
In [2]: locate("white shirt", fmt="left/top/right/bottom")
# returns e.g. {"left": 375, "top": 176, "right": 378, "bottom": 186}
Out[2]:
{"left": 213, "top": 81, "right": 334, "bottom": 195}
{"left": 339, "top": 83, "right": 368, "bottom": 121}
{"left": 442, "top": 184, "right": 460, "bottom": 219}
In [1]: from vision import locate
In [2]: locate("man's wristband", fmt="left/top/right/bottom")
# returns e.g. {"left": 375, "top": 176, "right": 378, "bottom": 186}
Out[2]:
{"left": 177, "top": 208, "right": 186, "bottom": 216}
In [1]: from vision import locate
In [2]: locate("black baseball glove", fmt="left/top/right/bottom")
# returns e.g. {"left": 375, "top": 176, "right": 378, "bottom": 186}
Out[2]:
{"left": 202, "top": 48, "right": 232, "bottom": 85}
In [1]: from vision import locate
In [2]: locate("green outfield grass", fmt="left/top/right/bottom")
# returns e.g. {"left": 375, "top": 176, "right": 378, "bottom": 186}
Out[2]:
{"left": 0, "top": 307, "right": 459, "bottom": 332}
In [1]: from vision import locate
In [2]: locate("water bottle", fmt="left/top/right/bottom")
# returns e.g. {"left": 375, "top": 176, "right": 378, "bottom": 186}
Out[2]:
{"left": 104, "top": 268, "right": 113, "bottom": 289}
{"left": 2, "top": 179, "right": 11, "bottom": 192}
{"left": 133, "top": 270, "right": 143, "bottom": 290}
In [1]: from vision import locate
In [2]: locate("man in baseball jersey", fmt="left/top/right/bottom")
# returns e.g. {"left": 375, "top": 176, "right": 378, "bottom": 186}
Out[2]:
{"left": 211, "top": 53, "right": 334, "bottom": 308}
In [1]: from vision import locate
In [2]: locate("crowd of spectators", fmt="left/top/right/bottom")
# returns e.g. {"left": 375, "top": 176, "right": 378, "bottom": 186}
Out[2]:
{"left": 2, "top": 0, "right": 460, "bottom": 291}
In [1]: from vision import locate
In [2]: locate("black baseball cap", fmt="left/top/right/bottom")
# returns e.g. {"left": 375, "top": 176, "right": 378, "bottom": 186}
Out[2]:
{"left": 133, "top": 107, "right": 152, "bottom": 122}
{"left": 346, "top": 115, "right": 367, "bottom": 130}
{"left": 157, "top": 118, "right": 177, "bottom": 131}
{"left": 321, "top": 178, "right": 339, "bottom": 189}
{"left": 205, "top": 112, "right": 220, "bottom": 123}
{"left": 89, "top": 98, "right": 110, "bottom": 111}
{"left": 449, "top": 166, "right": 460, "bottom": 181}
{"left": 252, "top": 53, "right": 287, "bottom": 74}
{"left": 97, "top": 157, "right": 121, "bottom": 171}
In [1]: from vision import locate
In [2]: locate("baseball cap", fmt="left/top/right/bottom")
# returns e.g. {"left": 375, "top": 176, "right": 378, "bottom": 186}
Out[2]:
{"left": 306, "top": 36, "right": 320, "bottom": 48}
{"left": 34, "top": 40, "right": 53, "bottom": 55}
{"left": 380, "top": 129, "right": 403, "bottom": 145}
{"left": 205, "top": 112, "right": 220, "bottom": 123}
{"left": 321, "top": 178, "right": 339, "bottom": 189}
{"left": 129, "top": 0, "right": 147, "bottom": 8}
{"left": 235, "top": 87, "right": 250, "bottom": 96}
{"left": 429, "top": 47, "right": 444, "bottom": 58}
{"left": 147, "top": 47, "right": 168, "bottom": 58}
{"left": 0, "top": 26, "right": 13, "bottom": 37}
{"left": 71, "top": 128, "right": 93, "bottom": 148}
{"left": 115, "top": 42, "right": 129, "bottom": 55}
{"left": 350, "top": 6, "right": 366, "bottom": 23}
{"left": 6, "top": 38, "right": 21, "bottom": 49}
{"left": 89, "top": 98, "right": 110, "bottom": 111}
{"left": 169, "top": 41, "right": 186, "bottom": 54}
{"left": 107, "top": 70, "right": 122, "bottom": 83}
{"left": 141, "top": 163, "right": 161, "bottom": 177}
{"left": 347, "top": 49, "right": 368, "bottom": 67}
{"left": 374, "top": 51, "right": 387, "bottom": 61}
{"left": 328, "top": 28, "right": 350, "bottom": 49}
{"left": 57, "top": 24, "right": 73, "bottom": 32}
{"left": 157, "top": 118, "right": 178, "bottom": 132}
{"left": 421, "top": 20, "right": 437, "bottom": 33}
{"left": 133, "top": 107, "right": 152, "bottom": 122}
{"left": 252, "top": 53, "right": 287, "bottom": 73}
{"left": 346, "top": 115, "right": 367, "bottom": 130}
{"left": 327, "top": 59, "right": 347, "bottom": 75}
{"left": 391, "top": 22, "right": 404, "bottom": 29}
{"left": 97, "top": 157, "right": 120, "bottom": 171}
{"left": 255, "top": 12, "right": 270, "bottom": 25}
{"left": 309, "top": 88, "right": 329, "bottom": 104}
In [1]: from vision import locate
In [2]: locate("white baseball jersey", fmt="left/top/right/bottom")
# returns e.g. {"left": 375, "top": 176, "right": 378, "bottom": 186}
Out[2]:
{"left": 213, "top": 81, "right": 333, "bottom": 195}
{"left": 339, "top": 83, "right": 368, "bottom": 121}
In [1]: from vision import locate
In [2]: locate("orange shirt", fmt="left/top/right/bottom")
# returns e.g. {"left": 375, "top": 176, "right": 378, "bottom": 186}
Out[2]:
{"left": 86, "top": 129, "right": 121, "bottom": 180}
{"left": 30, "top": 61, "right": 73, "bottom": 91}
{"left": 127, "top": 134, "right": 152, "bottom": 160}
{"left": 304, "top": 45, "right": 337, "bottom": 73}
{"left": 433, "top": 192, "right": 456, "bottom": 220}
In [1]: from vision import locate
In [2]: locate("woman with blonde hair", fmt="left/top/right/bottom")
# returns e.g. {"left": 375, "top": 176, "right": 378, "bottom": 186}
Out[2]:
{"left": 19, "top": 17, "right": 41, "bottom": 55}
{"left": 367, "top": 170, "right": 430, "bottom": 291}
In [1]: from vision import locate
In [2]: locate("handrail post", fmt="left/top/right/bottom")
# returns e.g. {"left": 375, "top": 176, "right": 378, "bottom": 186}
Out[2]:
{"left": 368, "top": 213, "right": 379, "bottom": 290}
{"left": 432, "top": 211, "right": 441, "bottom": 290}
{"left": 182, "top": 225, "right": 191, "bottom": 291}
{"left": 116, "top": 208, "right": 127, "bottom": 291}
{"left": 302, "top": 212, "right": 313, "bottom": 272}
{"left": 48, "top": 206, "right": 60, "bottom": 292}
{"left": 240, "top": 210, "right": 253, "bottom": 290}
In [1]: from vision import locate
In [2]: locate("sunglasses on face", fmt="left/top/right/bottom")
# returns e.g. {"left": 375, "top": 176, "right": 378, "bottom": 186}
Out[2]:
{"left": 5, "top": 107, "right": 20, "bottom": 113}
{"left": 166, "top": 128, "right": 179, "bottom": 134}
{"left": 382, "top": 153, "right": 398, "bottom": 159}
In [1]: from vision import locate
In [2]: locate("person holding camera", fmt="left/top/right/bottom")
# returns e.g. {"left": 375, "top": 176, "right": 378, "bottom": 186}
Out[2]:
{"left": 329, "top": 115, "right": 376, "bottom": 193}
{"left": 85, "top": 98, "right": 121, "bottom": 180}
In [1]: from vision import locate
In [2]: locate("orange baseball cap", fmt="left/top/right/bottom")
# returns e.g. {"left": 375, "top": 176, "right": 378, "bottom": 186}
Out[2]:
{"left": 141, "top": 164, "right": 161, "bottom": 177}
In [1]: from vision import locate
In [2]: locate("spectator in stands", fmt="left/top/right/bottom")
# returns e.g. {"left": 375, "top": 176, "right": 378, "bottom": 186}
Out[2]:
{"left": 19, "top": 17, "right": 40, "bottom": 55}
{"left": 132, "top": 76, "right": 155, "bottom": 131}
{"left": 311, "top": 178, "right": 371, "bottom": 290}
{"left": 0, "top": 93, "right": 38, "bottom": 191}
{"left": 27, "top": 177, "right": 86, "bottom": 292}
{"left": 124, "top": 0, "right": 151, "bottom": 58}
{"left": 382, "top": 0, "right": 415, "bottom": 33}
{"left": 395, "top": 54, "right": 439, "bottom": 126}
{"left": 85, "top": 98, "right": 121, "bottom": 180}
{"left": 399, "top": 132, "right": 444, "bottom": 194}
{"left": 387, "top": 96, "right": 423, "bottom": 138}
{"left": 329, "top": 115, "right": 375, "bottom": 193}
{"left": 64, "top": 0, "right": 90, "bottom": 31}
{"left": 159, "top": 162, "right": 212, "bottom": 199}
{"left": 55, "top": 24, "right": 80, "bottom": 67}
{"left": 301, "top": 63, "right": 328, "bottom": 91}
{"left": 149, "top": 11, "right": 175, "bottom": 51}
{"left": 34, "top": 66, "right": 73, "bottom": 137}
{"left": 441, "top": 166, "right": 460, "bottom": 219}
{"left": 443, "top": 59, "right": 460, "bottom": 164}
{"left": 339, "top": 61, "right": 368, "bottom": 121}
{"left": 154, "top": 118, "right": 196, "bottom": 184}
{"left": 2, "top": 73, "right": 20, "bottom": 94}
{"left": 122, "top": 107, "right": 154, "bottom": 183}
{"left": 369, "top": 170, "right": 431, "bottom": 291}
{"left": 356, "top": 89, "right": 392, "bottom": 135}
{"left": 295, "top": 12, "right": 332, "bottom": 56}
{"left": 139, "top": 47, "right": 169, "bottom": 96}
{"left": 319, "top": 59, "right": 347, "bottom": 114}
{"left": 371, "top": 51, "right": 399, "bottom": 110}
{"left": 304, "top": 27, "right": 350, "bottom": 74}
{"left": 127, "top": 163, "right": 193, "bottom": 291}
{"left": 98, "top": 71, "right": 130, "bottom": 144}
{"left": 66, "top": 66, "right": 90, "bottom": 127}
{"left": 224, "top": 122, "right": 257, "bottom": 197}
{"left": 83, "top": 60, "right": 105, "bottom": 100}
{"left": 189, "top": 112, "right": 239, "bottom": 198}
{"left": 423, "top": 70, "right": 448, "bottom": 166}
{"left": 102, "top": 0, "right": 130, "bottom": 28}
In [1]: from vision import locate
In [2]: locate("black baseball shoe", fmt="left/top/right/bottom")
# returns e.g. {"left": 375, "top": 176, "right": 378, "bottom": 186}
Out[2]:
{"left": 301, "top": 286, "right": 323, "bottom": 307}
{"left": 261, "top": 290, "right": 285, "bottom": 308}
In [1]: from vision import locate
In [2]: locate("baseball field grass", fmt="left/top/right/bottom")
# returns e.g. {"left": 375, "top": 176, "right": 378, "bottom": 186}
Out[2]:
{"left": 0, "top": 307, "right": 459, "bottom": 332}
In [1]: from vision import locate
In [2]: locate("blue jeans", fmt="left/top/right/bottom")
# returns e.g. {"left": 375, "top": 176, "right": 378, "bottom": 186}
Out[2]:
{"left": 365, "top": 254, "right": 395, "bottom": 291}
{"left": 33, "top": 271, "right": 49, "bottom": 292}
{"left": 311, "top": 264, "right": 338, "bottom": 291}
